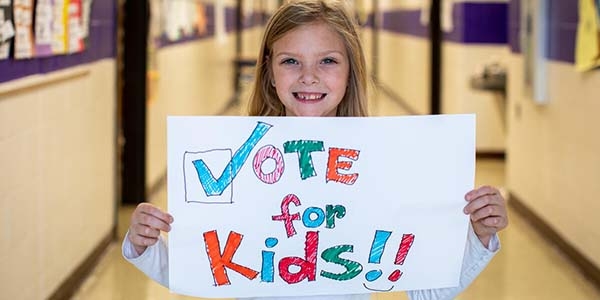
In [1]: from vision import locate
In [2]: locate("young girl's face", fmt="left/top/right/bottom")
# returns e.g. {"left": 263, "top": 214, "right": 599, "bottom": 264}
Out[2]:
{"left": 271, "top": 21, "right": 349, "bottom": 117}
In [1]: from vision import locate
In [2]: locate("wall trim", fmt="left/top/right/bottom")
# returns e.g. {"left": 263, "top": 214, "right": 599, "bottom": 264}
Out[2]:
{"left": 0, "top": 66, "right": 90, "bottom": 97}
{"left": 48, "top": 226, "right": 116, "bottom": 300}
{"left": 509, "top": 192, "right": 600, "bottom": 290}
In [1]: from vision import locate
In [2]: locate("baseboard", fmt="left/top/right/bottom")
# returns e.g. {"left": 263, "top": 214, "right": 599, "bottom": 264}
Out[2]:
{"left": 48, "top": 226, "right": 116, "bottom": 300}
{"left": 509, "top": 192, "right": 600, "bottom": 290}
{"left": 476, "top": 151, "right": 505, "bottom": 160}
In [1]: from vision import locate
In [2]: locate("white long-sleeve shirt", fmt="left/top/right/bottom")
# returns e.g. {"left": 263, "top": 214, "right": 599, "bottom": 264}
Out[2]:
{"left": 122, "top": 224, "right": 499, "bottom": 300}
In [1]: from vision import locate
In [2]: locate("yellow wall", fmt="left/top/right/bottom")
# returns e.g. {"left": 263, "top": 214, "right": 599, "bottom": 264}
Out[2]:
{"left": 0, "top": 59, "right": 116, "bottom": 299}
{"left": 506, "top": 55, "right": 600, "bottom": 267}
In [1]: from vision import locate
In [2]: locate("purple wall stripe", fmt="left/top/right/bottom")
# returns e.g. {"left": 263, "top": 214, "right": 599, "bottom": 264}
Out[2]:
{"left": 508, "top": 0, "right": 521, "bottom": 52}
{"left": 548, "top": 0, "right": 577, "bottom": 63}
{"left": 378, "top": 2, "right": 508, "bottom": 44}
{"left": 380, "top": 10, "right": 429, "bottom": 38}
{"left": 0, "top": 0, "right": 117, "bottom": 83}
{"left": 508, "top": 0, "right": 578, "bottom": 63}
{"left": 444, "top": 2, "right": 508, "bottom": 44}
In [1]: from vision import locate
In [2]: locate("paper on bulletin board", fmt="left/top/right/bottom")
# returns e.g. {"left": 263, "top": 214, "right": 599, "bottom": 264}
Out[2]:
{"left": 0, "top": 1, "right": 15, "bottom": 60}
{"left": 35, "top": 0, "right": 54, "bottom": 57}
{"left": 576, "top": 0, "right": 600, "bottom": 72}
{"left": 51, "top": 0, "right": 68, "bottom": 54}
{"left": 167, "top": 115, "right": 475, "bottom": 298}
{"left": 13, "top": 0, "right": 35, "bottom": 59}
{"left": 68, "top": 0, "right": 85, "bottom": 53}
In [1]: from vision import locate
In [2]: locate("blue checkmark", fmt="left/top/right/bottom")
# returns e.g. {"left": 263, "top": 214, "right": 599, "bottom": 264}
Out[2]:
{"left": 192, "top": 121, "right": 272, "bottom": 196}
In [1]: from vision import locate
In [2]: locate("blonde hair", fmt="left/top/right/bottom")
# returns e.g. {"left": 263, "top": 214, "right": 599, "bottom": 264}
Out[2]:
{"left": 248, "top": 0, "right": 368, "bottom": 117}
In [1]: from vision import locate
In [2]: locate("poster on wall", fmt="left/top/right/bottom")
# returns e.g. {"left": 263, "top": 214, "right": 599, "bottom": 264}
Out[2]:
{"left": 81, "top": 0, "right": 92, "bottom": 43}
{"left": 0, "top": 0, "right": 15, "bottom": 60}
{"left": 163, "top": 0, "right": 207, "bottom": 42}
{"left": 34, "top": 0, "right": 54, "bottom": 56}
{"left": 68, "top": 0, "right": 84, "bottom": 53}
{"left": 13, "top": 0, "right": 34, "bottom": 59}
{"left": 575, "top": 0, "right": 600, "bottom": 71}
{"left": 51, "top": 0, "right": 68, "bottom": 54}
{"left": 167, "top": 115, "right": 475, "bottom": 298}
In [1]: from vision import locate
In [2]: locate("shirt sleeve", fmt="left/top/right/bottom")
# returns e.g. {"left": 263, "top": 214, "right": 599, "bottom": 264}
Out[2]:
{"left": 406, "top": 224, "right": 500, "bottom": 300}
{"left": 121, "top": 230, "right": 170, "bottom": 287}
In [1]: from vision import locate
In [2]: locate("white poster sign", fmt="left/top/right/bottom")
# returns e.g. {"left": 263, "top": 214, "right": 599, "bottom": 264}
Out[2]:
{"left": 168, "top": 115, "right": 475, "bottom": 298}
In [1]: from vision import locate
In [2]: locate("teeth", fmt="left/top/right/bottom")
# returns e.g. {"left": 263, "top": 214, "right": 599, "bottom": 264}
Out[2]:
{"left": 296, "top": 93, "right": 324, "bottom": 100}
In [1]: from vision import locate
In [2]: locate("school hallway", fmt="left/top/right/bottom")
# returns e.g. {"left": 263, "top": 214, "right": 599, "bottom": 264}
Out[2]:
{"left": 2, "top": 1, "right": 600, "bottom": 300}
{"left": 71, "top": 157, "right": 600, "bottom": 300}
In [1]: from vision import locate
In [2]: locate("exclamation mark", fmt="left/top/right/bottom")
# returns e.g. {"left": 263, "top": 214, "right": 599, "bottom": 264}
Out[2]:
{"left": 368, "top": 230, "right": 392, "bottom": 263}
{"left": 364, "top": 230, "right": 392, "bottom": 282}
{"left": 388, "top": 233, "right": 415, "bottom": 282}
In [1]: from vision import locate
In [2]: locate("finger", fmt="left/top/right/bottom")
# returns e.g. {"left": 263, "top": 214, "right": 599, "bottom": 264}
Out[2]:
{"left": 463, "top": 194, "right": 503, "bottom": 214}
{"left": 465, "top": 185, "right": 499, "bottom": 202}
{"left": 137, "top": 213, "right": 172, "bottom": 232}
{"left": 469, "top": 204, "right": 503, "bottom": 222}
{"left": 131, "top": 223, "right": 161, "bottom": 239}
{"left": 136, "top": 203, "right": 174, "bottom": 224}
{"left": 480, "top": 216, "right": 508, "bottom": 229}
{"left": 129, "top": 233, "right": 159, "bottom": 247}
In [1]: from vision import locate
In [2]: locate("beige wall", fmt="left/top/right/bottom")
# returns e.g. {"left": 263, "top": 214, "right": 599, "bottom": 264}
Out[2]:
{"left": 377, "top": 32, "right": 431, "bottom": 114}
{"left": 442, "top": 42, "right": 507, "bottom": 152}
{"left": 0, "top": 59, "right": 117, "bottom": 299}
{"left": 506, "top": 54, "right": 600, "bottom": 268}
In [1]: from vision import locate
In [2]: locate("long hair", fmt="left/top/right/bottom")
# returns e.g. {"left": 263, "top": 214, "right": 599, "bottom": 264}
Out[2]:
{"left": 247, "top": 0, "right": 369, "bottom": 117}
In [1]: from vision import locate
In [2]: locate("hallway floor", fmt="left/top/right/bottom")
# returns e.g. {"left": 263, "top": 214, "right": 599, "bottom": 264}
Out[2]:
{"left": 72, "top": 157, "right": 600, "bottom": 300}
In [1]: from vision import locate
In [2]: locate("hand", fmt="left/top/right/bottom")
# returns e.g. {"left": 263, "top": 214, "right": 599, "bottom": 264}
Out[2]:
{"left": 128, "top": 203, "right": 174, "bottom": 255}
{"left": 464, "top": 186, "right": 508, "bottom": 248}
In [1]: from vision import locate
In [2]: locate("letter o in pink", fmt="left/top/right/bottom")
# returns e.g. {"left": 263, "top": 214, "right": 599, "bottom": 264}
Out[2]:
{"left": 253, "top": 145, "right": 285, "bottom": 184}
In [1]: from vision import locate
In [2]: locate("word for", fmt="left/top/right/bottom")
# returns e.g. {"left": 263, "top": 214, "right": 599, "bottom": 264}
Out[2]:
{"left": 192, "top": 122, "right": 361, "bottom": 196}
{"left": 272, "top": 193, "right": 347, "bottom": 237}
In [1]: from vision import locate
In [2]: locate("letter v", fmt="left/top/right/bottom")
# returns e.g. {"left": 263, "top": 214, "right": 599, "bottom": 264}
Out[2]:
{"left": 193, "top": 121, "right": 272, "bottom": 196}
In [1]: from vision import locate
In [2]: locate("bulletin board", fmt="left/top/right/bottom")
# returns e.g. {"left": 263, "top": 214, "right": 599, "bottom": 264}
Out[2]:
{"left": 0, "top": 0, "right": 116, "bottom": 83}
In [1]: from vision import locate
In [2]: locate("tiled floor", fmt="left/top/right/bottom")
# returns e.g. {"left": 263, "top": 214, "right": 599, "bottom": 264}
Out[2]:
{"left": 72, "top": 154, "right": 600, "bottom": 300}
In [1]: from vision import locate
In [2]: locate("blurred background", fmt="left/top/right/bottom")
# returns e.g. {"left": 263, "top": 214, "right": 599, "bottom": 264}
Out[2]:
{"left": 1, "top": 0, "right": 599, "bottom": 299}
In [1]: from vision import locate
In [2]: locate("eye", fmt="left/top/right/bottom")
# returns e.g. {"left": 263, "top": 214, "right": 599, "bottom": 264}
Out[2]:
{"left": 321, "top": 57, "right": 338, "bottom": 64}
{"left": 281, "top": 58, "right": 298, "bottom": 65}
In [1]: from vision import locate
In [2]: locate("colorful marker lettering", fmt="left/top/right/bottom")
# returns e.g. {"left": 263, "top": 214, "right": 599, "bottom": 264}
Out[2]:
{"left": 203, "top": 230, "right": 259, "bottom": 286}
{"left": 278, "top": 231, "right": 319, "bottom": 284}
{"left": 272, "top": 194, "right": 302, "bottom": 237}
{"left": 283, "top": 140, "right": 325, "bottom": 180}
{"left": 193, "top": 122, "right": 272, "bottom": 196}
{"left": 253, "top": 144, "right": 285, "bottom": 184}
{"left": 261, "top": 237, "right": 279, "bottom": 282}
{"left": 320, "top": 245, "right": 363, "bottom": 281}
{"left": 326, "top": 147, "right": 360, "bottom": 185}
{"left": 325, "top": 204, "right": 346, "bottom": 229}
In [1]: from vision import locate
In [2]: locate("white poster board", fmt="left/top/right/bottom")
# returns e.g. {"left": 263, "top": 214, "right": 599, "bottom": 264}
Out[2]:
{"left": 168, "top": 115, "right": 475, "bottom": 298}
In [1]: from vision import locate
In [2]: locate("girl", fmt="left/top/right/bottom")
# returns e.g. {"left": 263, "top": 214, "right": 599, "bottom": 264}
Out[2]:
{"left": 123, "top": 1, "right": 508, "bottom": 299}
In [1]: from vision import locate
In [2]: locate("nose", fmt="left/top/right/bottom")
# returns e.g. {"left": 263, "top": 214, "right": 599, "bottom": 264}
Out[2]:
{"left": 299, "top": 65, "right": 319, "bottom": 85}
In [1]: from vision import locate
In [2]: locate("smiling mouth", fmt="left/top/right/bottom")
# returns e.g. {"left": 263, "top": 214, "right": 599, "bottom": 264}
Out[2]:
{"left": 293, "top": 92, "right": 327, "bottom": 101}
{"left": 362, "top": 283, "right": 394, "bottom": 292}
